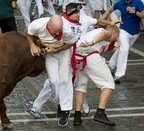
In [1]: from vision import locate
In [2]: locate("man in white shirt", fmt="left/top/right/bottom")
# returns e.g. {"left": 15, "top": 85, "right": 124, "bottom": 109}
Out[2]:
{"left": 25, "top": 3, "right": 82, "bottom": 127}
{"left": 73, "top": 25, "right": 120, "bottom": 126}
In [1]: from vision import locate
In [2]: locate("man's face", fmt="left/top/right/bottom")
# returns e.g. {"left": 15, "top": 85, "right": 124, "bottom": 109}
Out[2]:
{"left": 125, "top": 0, "right": 131, "bottom": 3}
{"left": 69, "top": 10, "right": 80, "bottom": 22}
{"left": 47, "top": 22, "right": 62, "bottom": 38}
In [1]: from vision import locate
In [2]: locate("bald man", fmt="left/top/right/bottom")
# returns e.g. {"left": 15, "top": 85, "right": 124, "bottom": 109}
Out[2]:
{"left": 25, "top": 15, "right": 63, "bottom": 57}
{"left": 25, "top": 12, "right": 81, "bottom": 127}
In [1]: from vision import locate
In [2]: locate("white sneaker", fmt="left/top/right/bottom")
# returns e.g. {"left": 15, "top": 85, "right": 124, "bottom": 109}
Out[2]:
{"left": 26, "top": 107, "right": 41, "bottom": 118}
{"left": 82, "top": 101, "right": 90, "bottom": 116}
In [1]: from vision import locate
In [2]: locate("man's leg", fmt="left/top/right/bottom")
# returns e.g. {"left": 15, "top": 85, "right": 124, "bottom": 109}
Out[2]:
{"left": 36, "top": 0, "right": 44, "bottom": 17}
{"left": 113, "top": 30, "right": 139, "bottom": 84}
{"left": 73, "top": 91, "right": 85, "bottom": 126}
{"left": 57, "top": 49, "right": 73, "bottom": 127}
{"left": 85, "top": 54, "right": 115, "bottom": 126}
{"left": 93, "top": 88, "right": 115, "bottom": 126}
{"left": 98, "top": 88, "right": 112, "bottom": 109}
{"left": 17, "top": 0, "right": 30, "bottom": 27}
{"left": 27, "top": 79, "right": 52, "bottom": 118}
{"left": 73, "top": 68, "right": 89, "bottom": 126}
{"left": 82, "top": 97, "right": 91, "bottom": 116}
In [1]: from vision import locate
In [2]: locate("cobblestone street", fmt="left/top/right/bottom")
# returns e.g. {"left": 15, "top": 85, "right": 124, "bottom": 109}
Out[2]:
{"left": 1, "top": 5, "right": 144, "bottom": 131}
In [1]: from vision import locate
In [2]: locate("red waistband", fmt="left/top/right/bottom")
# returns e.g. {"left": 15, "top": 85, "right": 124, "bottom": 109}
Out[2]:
{"left": 75, "top": 50, "right": 99, "bottom": 71}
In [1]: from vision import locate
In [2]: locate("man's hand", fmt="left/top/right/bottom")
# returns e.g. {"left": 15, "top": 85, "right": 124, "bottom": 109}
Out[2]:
{"left": 79, "top": 40, "right": 93, "bottom": 47}
{"left": 127, "top": 6, "right": 135, "bottom": 14}
{"left": 12, "top": 1, "right": 18, "bottom": 9}
{"left": 30, "top": 44, "right": 41, "bottom": 56}
{"left": 110, "top": 20, "right": 122, "bottom": 25}
{"left": 45, "top": 46, "right": 58, "bottom": 53}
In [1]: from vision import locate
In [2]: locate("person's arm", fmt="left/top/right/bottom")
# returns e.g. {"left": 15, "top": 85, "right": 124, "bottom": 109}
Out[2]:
{"left": 24, "top": 28, "right": 41, "bottom": 57}
{"left": 12, "top": 0, "right": 18, "bottom": 9}
{"left": 101, "top": 7, "right": 114, "bottom": 20}
{"left": 135, "top": 11, "right": 144, "bottom": 18}
{"left": 97, "top": 18, "right": 121, "bottom": 26}
{"left": 80, "top": 30, "right": 110, "bottom": 47}
{"left": 127, "top": 6, "right": 144, "bottom": 18}
{"left": 45, "top": 43, "right": 73, "bottom": 53}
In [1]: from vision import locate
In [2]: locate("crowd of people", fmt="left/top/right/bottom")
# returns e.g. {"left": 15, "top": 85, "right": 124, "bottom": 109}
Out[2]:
{"left": 1, "top": 0, "right": 144, "bottom": 128}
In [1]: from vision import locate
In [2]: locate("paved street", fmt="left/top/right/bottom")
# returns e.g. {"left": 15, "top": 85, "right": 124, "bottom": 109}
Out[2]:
{"left": 1, "top": 6, "right": 144, "bottom": 131}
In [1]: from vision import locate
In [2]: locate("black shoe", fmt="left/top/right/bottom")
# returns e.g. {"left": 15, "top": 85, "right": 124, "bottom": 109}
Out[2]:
{"left": 109, "top": 67, "right": 115, "bottom": 77}
{"left": 114, "top": 77, "right": 120, "bottom": 84}
{"left": 30, "top": 15, "right": 34, "bottom": 22}
{"left": 57, "top": 5, "right": 62, "bottom": 10}
{"left": 73, "top": 112, "right": 82, "bottom": 126}
{"left": 57, "top": 104, "right": 62, "bottom": 118}
{"left": 58, "top": 111, "right": 70, "bottom": 127}
{"left": 40, "top": 14, "right": 44, "bottom": 18}
{"left": 93, "top": 110, "right": 115, "bottom": 126}
{"left": 111, "top": 72, "right": 115, "bottom": 77}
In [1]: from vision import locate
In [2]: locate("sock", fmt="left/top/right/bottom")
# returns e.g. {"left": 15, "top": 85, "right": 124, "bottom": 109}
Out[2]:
{"left": 97, "top": 108, "right": 105, "bottom": 113}
{"left": 75, "top": 111, "right": 81, "bottom": 114}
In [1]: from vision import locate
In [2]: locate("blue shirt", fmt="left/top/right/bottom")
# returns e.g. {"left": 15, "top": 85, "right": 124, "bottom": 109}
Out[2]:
{"left": 114, "top": 0, "right": 144, "bottom": 35}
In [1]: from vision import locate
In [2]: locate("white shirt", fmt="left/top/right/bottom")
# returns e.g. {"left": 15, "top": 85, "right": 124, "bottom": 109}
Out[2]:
{"left": 28, "top": 18, "right": 63, "bottom": 45}
{"left": 79, "top": 15, "right": 97, "bottom": 38}
{"left": 62, "top": 14, "right": 82, "bottom": 44}
{"left": 77, "top": 28, "right": 110, "bottom": 54}
{"left": 28, "top": 17, "right": 80, "bottom": 45}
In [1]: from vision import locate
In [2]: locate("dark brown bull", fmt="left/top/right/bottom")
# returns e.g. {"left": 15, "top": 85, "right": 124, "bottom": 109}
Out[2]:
{"left": 0, "top": 31, "right": 45, "bottom": 129}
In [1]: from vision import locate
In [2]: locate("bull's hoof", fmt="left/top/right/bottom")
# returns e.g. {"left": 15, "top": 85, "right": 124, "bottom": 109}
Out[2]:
{"left": 2, "top": 122, "right": 14, "bottom": 129}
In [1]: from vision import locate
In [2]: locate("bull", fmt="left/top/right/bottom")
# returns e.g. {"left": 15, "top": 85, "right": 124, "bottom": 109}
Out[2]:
{"left": 0, "top": 31, "right": 45, "bottom": 129}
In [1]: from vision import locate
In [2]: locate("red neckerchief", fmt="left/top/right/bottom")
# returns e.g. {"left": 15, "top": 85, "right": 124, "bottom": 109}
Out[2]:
{"left": 62, "top": 12, "right": 81, "bottom": 25}
{"left": 46, "top": 23, "right": 63, "bottom": 40}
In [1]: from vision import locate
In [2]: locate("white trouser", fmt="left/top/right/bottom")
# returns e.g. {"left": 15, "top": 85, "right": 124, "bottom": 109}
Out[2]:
{"left": 31, "top": 4, "right": 38, "bottom": 16}
{"left": 58, "top": 0, "right": 63, "bottom": 6}
{"left": 87, "top": 0, "right": 103, "bottom": 10}
{"left": 17, "top": 0, "right": 30, "bottom": 27}
{"left": 26, "top": 0, "right": 32, "bottom": 13}
{"left": 33, "top": 79, "right": 52, "bottom": 112}
{"left": 47, "top": 0, "right": 56, "bottom": 15}
{"left": 36, "top": 0, "right": 44, "bottom": 17}
{"left": 26, "top": 0, "right": 56, "bottom": 17}
{"left": 109, "top": 29, "right": 139, "bottom": 77}
{"left": 33, "top": 49, "right": 73, "bottom": 111}
{"left": 26, "top": 0, "right": 37, "bottom": 17}
{"left": 75, "top": 54, "right": 115, "bottom": 93}
{"left": 45, "top": 48, "right": 73, "bottom": 110}
{"left": 80, "top": 4, "right": 93, "bottom": 17}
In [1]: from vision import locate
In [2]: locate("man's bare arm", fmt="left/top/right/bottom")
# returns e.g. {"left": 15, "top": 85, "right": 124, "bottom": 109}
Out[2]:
{"left": 80, "top": 30, "right": 110, "bottom": 47}
{"left": 101, "top": 7, "right": 114, "bottom": 20}
{"left": 45, "top": 43, "right": 74, "bottom": 53}
{"left": 98, "top": 18, "right": 121, "bottom": 26}
{"left": 127, "top": 7, "right": 144, "bottom": 18}
{"left": 24, "top": 28, "right": 41, "bottom": 56}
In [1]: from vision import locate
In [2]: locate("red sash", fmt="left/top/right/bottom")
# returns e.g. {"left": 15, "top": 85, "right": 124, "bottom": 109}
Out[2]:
{"left": 71, "top": 49, "right": 99, "bottom": 84}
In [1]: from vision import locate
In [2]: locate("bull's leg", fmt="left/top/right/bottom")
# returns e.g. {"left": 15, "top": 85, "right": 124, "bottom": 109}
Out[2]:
{"left": 0, "top": 99, "right": 14, "bottom": 129}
